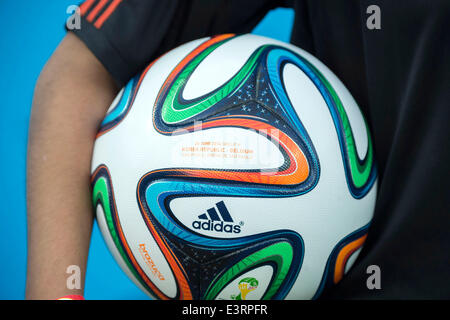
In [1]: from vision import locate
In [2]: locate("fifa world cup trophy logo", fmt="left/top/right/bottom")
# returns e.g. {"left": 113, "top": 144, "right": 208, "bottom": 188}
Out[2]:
{"left": 231, "top": 277, "right": 259, "bottom": 300}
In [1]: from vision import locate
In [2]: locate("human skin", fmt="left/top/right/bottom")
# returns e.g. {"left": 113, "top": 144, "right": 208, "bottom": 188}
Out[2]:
{"left": 26, "top": 32, "right": 118, "bottom": 299}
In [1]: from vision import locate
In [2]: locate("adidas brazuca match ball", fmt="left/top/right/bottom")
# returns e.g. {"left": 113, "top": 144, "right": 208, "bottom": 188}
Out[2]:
{"left": 91, "top": 34, "right": 377, "bottom": 300}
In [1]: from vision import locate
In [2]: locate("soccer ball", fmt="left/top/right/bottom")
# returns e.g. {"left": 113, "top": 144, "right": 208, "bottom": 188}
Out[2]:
{"left": 91, "top": 34, "right": 377, "bottom": 300}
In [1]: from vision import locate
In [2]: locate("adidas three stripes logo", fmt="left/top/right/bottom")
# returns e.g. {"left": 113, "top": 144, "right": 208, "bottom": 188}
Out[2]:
{"left": 197, "top": 201, "right": 234, "bottom": 223}
{"left": 80, "top": 0, "right": 123, "bottom": 29}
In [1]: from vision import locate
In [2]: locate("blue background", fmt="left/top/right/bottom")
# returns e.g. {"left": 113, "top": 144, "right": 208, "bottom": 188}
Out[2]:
{"left": 0, "top": 1, "right": 293, "bottom": 300}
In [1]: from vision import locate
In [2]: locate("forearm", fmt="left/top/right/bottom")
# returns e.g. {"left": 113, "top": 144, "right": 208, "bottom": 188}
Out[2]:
{"left": 26, "top": 33, "right": 117, "bottom": 299}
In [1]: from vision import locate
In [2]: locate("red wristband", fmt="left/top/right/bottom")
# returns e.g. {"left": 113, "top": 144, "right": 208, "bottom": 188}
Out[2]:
{"left": 57, "top": 295, "right": 85, "bottom": 300}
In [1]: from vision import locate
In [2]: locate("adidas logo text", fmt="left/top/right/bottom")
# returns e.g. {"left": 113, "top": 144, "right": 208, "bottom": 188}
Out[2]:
{"left": 192, "top": 201, "right": 242, "bottom": 234}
